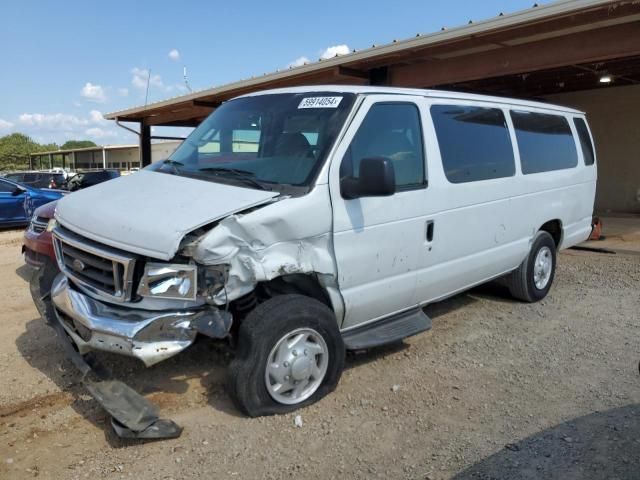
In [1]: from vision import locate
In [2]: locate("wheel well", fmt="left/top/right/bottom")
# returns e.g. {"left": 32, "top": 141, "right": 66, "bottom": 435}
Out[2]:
{"left": 539, "top": 219, "right": 562, "bottom": 248}
{"left": 257, "top": 274, "right": 333, "bottom": 310}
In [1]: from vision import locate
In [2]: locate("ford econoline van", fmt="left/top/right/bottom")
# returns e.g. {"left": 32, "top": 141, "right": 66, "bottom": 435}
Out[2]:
{"left": 45, "top": 86, "right": 597, "bottom": 419}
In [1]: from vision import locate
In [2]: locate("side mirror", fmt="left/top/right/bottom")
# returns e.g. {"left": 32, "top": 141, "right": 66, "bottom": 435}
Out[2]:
{"left": 341, "top": 157, "right": 396, "bottom": 199}
{"left": 12, "top": 186, "right": 25, "bottom": 196}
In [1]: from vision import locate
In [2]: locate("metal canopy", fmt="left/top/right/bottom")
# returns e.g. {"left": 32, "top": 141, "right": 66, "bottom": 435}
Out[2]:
{"left": 104, "top": 0, "right": 640, "bottom": 165}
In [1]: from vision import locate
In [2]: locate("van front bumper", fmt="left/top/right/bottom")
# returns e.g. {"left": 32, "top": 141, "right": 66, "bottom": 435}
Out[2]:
{"left": 50, "top": 274, "right": 231, "bottom": 366}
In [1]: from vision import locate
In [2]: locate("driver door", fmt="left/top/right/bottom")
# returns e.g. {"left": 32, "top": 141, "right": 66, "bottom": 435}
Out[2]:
{"left": 328, "top": 95, "right": 429, "bottom": 329}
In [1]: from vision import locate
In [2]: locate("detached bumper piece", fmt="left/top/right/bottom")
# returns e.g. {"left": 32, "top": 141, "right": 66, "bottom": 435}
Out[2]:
{"left": 48, "top": 312, "right": 183, "bottom": 439}
{"left": 34, "top": 274, "right": 184, "bottom": 440}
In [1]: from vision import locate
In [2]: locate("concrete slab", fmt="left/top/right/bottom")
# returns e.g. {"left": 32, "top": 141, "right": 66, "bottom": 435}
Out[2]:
{"left": 582, "top": 214, "right": 640, "bottom": 254}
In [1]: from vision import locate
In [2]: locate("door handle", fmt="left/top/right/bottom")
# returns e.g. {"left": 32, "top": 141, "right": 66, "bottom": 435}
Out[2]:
{"left": 426, "top": 220, "right": 434, "bottom": 242}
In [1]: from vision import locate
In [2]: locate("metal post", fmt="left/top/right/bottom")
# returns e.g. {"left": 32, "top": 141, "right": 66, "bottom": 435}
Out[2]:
{"left": 102, "top": 147, "right": 107, "bottom": 169}
{"left": 140, "top": 121, "right": 152, "bottom": 167}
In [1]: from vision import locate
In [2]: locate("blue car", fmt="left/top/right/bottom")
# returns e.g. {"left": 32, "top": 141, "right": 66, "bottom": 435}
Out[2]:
{"left": 0, "top": 177, "right": 64, "bottom": 228}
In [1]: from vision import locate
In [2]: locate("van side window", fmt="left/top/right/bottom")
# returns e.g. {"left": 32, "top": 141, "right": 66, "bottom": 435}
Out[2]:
{"left": 341, "top": 103, "right": 425, "bottom": 188}
{"left": 431, "top": 105, "right": 515, "bottom": 183}
{"left": 511, "top": 111, "right": 578, "bottom": 174}
{"left": 573, "top": 118, "right": 595, "bottom": 166}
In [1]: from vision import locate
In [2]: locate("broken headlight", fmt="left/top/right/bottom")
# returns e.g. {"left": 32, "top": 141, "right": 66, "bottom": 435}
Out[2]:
{"left": 138, "top": 263, "right": 197, "bottom": 300}
{"left": 200, "top": 265, "right": 229, "bottom": 303}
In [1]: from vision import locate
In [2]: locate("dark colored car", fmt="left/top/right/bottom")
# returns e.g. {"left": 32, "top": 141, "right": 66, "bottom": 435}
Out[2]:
{"left": 23, "top": 200, "right": 57, "bottom": 268}
{"left": 4, "top": 171, "right": 67, "bottom": 189}
{"left": 67, "top": 169, "right": 120, "bottom": 191}
{"left": 0, "top": 177, "right": 64, "bottom": 228}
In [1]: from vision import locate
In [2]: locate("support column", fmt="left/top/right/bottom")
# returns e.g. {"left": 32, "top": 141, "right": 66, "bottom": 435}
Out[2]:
{"left": 102, "top": 148, "right": 107, "bottom": 169}
{"left": 72, "top": 151, "right": 76, "bottom": 170}
{"left": 48, "top": 153, "right": 53, "bottom": 170}
{"left": 140, "top": 121, "right": 151, "bottom": 167}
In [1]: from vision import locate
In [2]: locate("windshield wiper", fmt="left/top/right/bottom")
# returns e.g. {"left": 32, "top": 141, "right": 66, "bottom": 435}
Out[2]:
{"left": 197, "top": 167, "right": 270, "bottom": 190}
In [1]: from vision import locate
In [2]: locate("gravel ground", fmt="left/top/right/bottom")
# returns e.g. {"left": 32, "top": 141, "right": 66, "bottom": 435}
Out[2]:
{"left": 0, "top": 227, "right": 638, "bottom": 479}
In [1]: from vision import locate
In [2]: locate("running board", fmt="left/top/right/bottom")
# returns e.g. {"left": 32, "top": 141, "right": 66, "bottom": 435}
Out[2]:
{"left": 342, "top": 308, "right": 431, "bottom": 350}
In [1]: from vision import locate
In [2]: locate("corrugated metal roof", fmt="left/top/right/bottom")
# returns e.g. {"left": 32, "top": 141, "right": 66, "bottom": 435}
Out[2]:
{"left": 104, "top": 0, "right": 615, "bottom": 120}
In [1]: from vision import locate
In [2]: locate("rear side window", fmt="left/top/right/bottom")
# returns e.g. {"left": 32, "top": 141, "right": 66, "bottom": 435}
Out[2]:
{"left": 573, "top": 118, "right": 595, "bottom": 165}
{"left": 431, "top": 105, "right": 515, "bottom": 183}
{"left": 511, "top": 111, "right": 578, "bottom": 174}
{"left": 342, "top": 103, "right": 425, "bottom": 188}
{"left": 0, "top": 180, "right": 14, "bottom": 192}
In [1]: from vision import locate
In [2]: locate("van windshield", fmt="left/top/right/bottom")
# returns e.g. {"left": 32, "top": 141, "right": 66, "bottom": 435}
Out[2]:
{"left": 153, "top": 92, "right": 356, "bottom": 192}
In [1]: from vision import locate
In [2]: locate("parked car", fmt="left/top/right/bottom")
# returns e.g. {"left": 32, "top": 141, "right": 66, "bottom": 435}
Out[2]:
{"left": 4, "top": 171, "right": 67, "bottom": 189}
{"left": 41, "top": 86, "right": 597, "bottom": 432}
{"left": 67, "top": 169, "right": 120, "bottom": 191}
{"left": 24, "top": 201, "right": 61, "bottom": 325}
{"left": 23, "top": 200, "right": 57, "bottom": 268}
{"left": 0, "top": 177, "right": 64, "bottom": 228}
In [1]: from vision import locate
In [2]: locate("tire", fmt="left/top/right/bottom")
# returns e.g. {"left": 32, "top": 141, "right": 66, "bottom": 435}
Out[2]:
{"left": 227, "top": 294, "right": 345, "bottom": 417}
{"left": 506, "top": 231, "right": 557, "bottom": 303}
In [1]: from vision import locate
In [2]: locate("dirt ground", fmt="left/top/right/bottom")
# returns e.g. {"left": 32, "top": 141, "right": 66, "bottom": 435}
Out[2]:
{"left": 0, "top": 227, "right": 638, "bottom": 480}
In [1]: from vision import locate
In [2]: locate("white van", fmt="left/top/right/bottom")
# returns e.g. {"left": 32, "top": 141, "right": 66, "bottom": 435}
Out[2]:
{"left": 48, "top": 86, "right": 597, "bottom": 417}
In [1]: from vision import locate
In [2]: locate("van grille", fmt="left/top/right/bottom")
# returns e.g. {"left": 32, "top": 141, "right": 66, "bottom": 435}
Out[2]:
{"left": 52, "top": 227, "right": 136, "bottom": 302}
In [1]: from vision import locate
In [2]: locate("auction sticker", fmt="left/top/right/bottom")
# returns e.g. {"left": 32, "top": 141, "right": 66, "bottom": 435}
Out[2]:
{"left": 298, "top": 96, "right": 343, "bottom": 109}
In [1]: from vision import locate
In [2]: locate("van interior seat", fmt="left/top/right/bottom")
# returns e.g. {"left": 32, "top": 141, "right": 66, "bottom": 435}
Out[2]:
{"left": 274, "top": 132, "right": 311, "bottom": 157}
{"left": 366, "top": 130, "right": 421, "bottom": 185}
{"left": 273, "top": 132, "right": 314, "bottom": 182}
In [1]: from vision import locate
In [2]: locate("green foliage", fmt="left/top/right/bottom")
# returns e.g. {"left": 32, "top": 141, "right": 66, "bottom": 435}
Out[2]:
{"left": 60, "top": 140, "right": 97, "bottom": 150}
{"left": 0, "top": 133, "right": 58, "bottom": 171}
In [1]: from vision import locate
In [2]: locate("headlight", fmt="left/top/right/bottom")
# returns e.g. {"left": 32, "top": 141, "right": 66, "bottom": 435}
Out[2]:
{"left": 46, "top": 218, "right": 58, "bottom": 232}
{"left": 138, "top": 263, "right": 197, "bottom": 300}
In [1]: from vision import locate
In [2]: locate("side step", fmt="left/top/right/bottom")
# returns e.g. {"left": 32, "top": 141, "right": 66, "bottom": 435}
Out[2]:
{"left": 342, "top": 308, "right": 431, "bottom": 350}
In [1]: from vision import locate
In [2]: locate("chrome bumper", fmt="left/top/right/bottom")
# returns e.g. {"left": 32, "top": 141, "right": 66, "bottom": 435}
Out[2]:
{"left": 51, "top": 274, "right": 228, "bottom": 366}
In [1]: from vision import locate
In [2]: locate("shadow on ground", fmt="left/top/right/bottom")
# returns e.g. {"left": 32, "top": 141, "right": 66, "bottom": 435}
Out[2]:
{"left": 13, "top": 277, "right": 517, "bottom": 445}
{"left": 14, "top": 316, "right": 239, "bottom": 446}
{"left": 453, "top": 404, "right": 640, "bottom": 480}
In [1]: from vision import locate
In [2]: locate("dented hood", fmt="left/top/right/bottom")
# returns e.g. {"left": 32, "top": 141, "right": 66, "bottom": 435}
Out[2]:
{"left": 55, "top": 170, "right": 278, "bottom": 260}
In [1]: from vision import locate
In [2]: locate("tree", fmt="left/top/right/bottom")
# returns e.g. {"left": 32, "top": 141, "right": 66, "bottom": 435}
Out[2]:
{"left": 0, "top": 133, "right": 58, "bottom": 171}
{"left": 60, "top": 140, "right": 97, "bottom": 150}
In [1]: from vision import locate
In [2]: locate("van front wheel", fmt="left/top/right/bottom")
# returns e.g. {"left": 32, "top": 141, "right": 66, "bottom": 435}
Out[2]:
{"left": 507, "top": 231, "right": 556, "bottom": 302}
{"left": 227, "top": 294, "right": 345, "bottom": 417}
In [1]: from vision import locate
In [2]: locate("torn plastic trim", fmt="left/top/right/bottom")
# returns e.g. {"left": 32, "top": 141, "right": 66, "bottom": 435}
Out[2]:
{"left": 45, "top": 304, "right": 183, "bottom": 439}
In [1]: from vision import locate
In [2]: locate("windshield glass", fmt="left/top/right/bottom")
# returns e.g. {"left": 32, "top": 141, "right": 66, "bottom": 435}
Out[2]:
{"left": 151, "top": 92, "right": 356, "bottom": 191}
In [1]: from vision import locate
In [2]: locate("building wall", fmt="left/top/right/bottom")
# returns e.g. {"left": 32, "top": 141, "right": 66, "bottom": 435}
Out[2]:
{"left": 107, "top": 149, "right": 139, "bottom": 170}
{"left": 545, "top": 85, "right": 640, "bottom": 214}
{"left": 74, "top": 150, "right": 102, "bottom": 169}
{"left": 151, "top": 141, "right": 181, "bottom": 162}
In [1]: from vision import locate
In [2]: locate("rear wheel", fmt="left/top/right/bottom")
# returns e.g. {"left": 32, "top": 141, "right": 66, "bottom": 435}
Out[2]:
{"left": 507, "top": 231, "right": 556, "bottom": 302}
{"left": 227, "top": 294, "right": 345, "bottom": 417}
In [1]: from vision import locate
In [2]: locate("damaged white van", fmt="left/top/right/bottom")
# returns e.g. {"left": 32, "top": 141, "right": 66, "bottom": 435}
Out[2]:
{"left": 47, "top": 86, "right": 597, "bottom": 419}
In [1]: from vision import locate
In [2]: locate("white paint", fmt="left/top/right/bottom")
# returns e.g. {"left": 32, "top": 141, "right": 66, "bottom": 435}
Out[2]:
{"left": 55, "top": 169, "right": 278, "bottom": 260}
{"left": 57, "top": 87, "right": 596, "bottom": 338}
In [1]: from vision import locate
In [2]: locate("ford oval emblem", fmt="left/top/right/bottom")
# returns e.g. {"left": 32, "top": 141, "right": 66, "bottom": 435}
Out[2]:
{"left": 72, "top": 259, "right": 86, "bottom": 272}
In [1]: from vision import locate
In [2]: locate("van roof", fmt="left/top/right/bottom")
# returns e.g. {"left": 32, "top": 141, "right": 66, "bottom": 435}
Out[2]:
{"left": 238, "top": 85, "right": 583, "bottom": 115}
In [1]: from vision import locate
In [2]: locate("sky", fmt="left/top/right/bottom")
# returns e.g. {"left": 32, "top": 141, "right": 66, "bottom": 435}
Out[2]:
{"left": 0, "top": 0, "right": 538, "bottom": 145}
